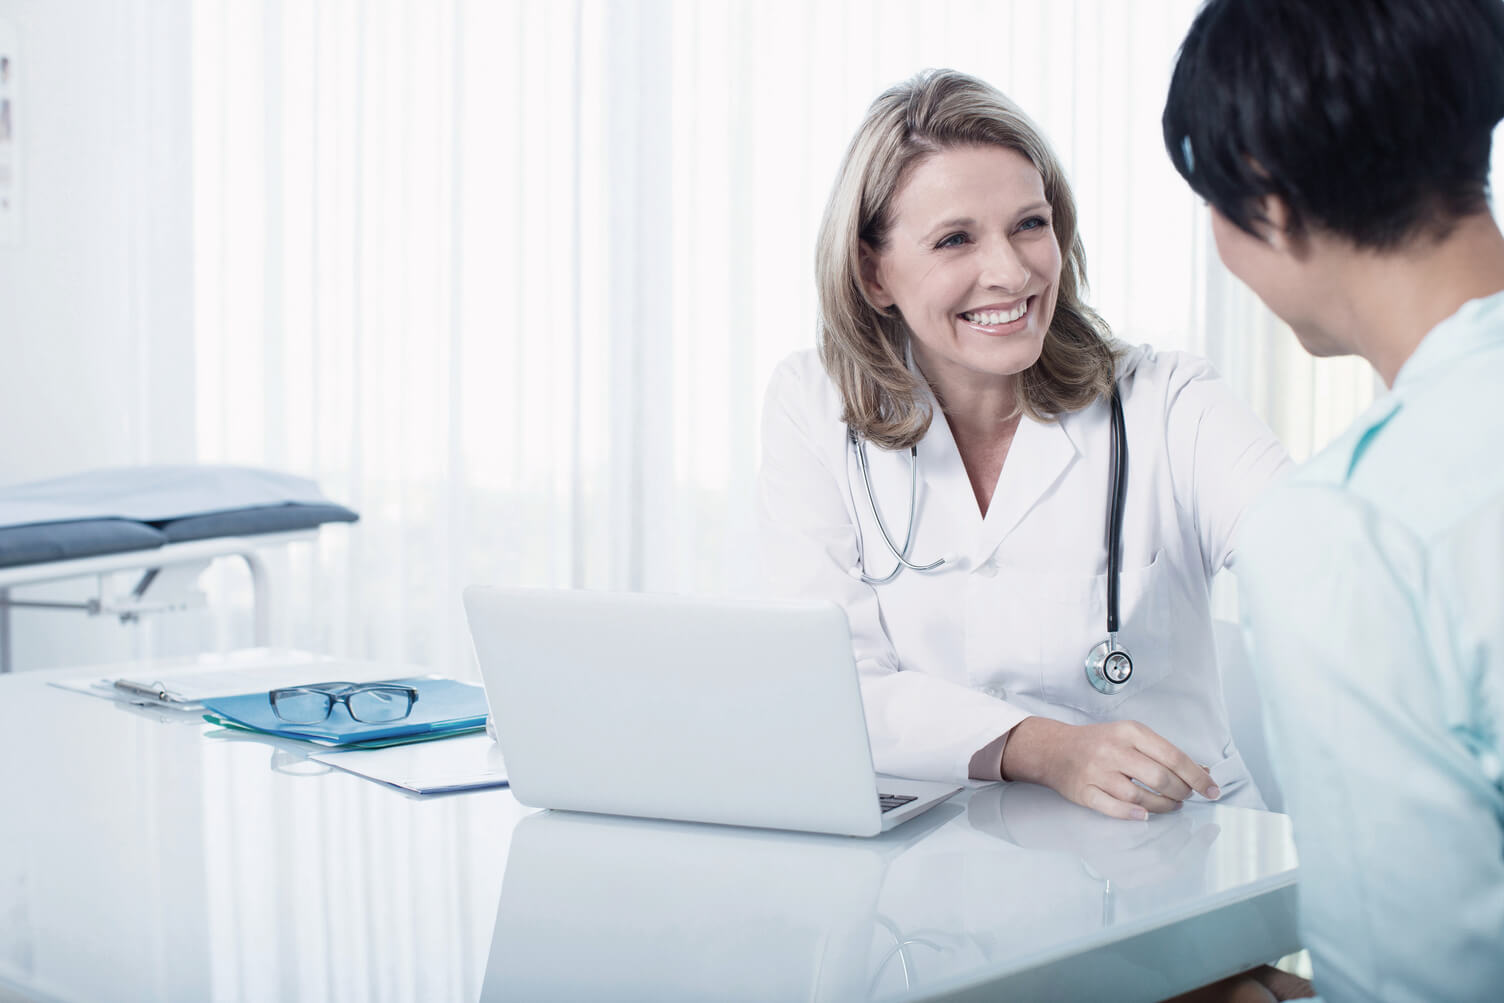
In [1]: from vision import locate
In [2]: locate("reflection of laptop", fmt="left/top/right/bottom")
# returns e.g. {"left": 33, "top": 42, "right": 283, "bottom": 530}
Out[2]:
{"left": 462, "top": 587, "right": 960, "bottom": 836}
{"left": 480, "top": 808, "right": 951, "bottom": 1001}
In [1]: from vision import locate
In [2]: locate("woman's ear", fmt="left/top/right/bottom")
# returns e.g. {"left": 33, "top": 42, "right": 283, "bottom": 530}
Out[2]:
{"left": 859, "top": 241, "right": 897, "bottom": 309}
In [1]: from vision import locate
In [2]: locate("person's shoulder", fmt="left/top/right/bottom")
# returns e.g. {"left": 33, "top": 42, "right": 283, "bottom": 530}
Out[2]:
{"left": 1114, "top": 343, "right": 1223, "bottom": 395}
{"left": 1330, "top": 347, "right": 1504, "bottom": 539}
{"left": 763, "top": 347, "right": 844, "bottom": 426}
{"left": 1113, "top": 343, "right": 1233, "bottom": 421}
{"left": 768, "top": 347, "right": 827, "bottom": 387}
{"left": 1238, "top": 471, "right": 1423, "bottom": 594}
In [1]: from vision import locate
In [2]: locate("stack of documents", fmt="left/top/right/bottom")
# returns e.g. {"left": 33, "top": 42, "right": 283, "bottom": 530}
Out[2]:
{"left": 201, "top": 677, "right": 490, "bottom": 747}
{"left": 52, "top": 652, "right": 507, "bottom": 794}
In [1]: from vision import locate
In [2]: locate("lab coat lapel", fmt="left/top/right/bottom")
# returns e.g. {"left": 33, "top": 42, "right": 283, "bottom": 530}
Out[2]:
{"left": 914, "top": 398, "right": 983, "bottom": 536}
{"left": 974, "top": 414, "right": 1079, "bottom": 563}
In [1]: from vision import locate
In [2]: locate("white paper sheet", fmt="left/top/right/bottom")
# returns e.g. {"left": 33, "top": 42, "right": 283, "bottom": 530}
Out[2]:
{"left": 311, "top": 733, "right": 508, "bottom": 795}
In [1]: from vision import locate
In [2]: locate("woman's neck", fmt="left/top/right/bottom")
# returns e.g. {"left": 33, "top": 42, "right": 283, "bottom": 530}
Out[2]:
{"left": 911, "top": 344, "right": 1021, "bottom": 432}
{"left": 912, "top": 345, "right": 1024, "bottom": 516}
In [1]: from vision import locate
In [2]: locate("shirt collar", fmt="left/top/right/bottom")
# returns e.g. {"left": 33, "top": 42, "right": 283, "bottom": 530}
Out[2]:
{"left": 1391, "top": 288, "right": 1504, "bottom": 391}
{"left": 1324, "top": 289, "right": 1504, "bottom": 482}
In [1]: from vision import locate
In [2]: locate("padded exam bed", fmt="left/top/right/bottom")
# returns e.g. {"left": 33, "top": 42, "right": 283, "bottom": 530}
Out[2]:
{"left": 0, "top": 466, "right": 358, "bottom": 671}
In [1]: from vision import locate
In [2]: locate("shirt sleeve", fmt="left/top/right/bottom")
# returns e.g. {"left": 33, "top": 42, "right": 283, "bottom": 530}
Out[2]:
{"left": 756, "top": 355, "right": 1028, "bottom": 781}
{"left": 1237, "top": 485, "right": 1504, "bottom": 1002}
{"left": 1158, "top": 353, "right": 1293, "bottom": 576}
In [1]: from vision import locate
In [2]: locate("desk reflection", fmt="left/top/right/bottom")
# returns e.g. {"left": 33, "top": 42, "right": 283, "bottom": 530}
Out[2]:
{"left": 481, "top": 805, "right": 963, "bottom": 1002}
{"left": 969, "top": 783, "right": 1224, "bottom": 920}
{"left": 481, "top": 788, "right": 1279, "bottom": 1002}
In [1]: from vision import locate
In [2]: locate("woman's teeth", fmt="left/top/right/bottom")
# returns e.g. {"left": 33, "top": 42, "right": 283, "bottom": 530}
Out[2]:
{"left": 962, "top": 302, "right": 1028, "bottom": 326}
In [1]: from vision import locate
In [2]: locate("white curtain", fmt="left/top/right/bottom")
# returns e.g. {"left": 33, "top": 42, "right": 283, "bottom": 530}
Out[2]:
{"left": 192, "top": 0, "right": 1395, "bottom": 671}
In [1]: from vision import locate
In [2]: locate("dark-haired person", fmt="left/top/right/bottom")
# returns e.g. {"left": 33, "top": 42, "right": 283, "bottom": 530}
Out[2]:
{"left": 758, "top": 68, "right": 1292, "bottom": 823}
{"left": 1164, "top": 0, "right": 1504, "bottom": 999}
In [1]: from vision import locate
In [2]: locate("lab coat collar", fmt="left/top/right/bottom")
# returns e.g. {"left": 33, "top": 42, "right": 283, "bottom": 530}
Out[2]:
{"left": 976, "top": 412, "right": 1079, "bottom": 562}
{"left": 911, "top": 374, "right": 1079, "bottom": 566}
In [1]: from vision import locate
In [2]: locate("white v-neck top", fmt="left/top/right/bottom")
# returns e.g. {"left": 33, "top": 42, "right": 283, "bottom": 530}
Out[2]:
{"left": 757, "top": 345, "right": 1290, "bottom": 804}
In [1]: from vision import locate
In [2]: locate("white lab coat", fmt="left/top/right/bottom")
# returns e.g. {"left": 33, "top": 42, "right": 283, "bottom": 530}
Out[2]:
{"left": 757, "top": 345, "right": 1291, "bottom": 806}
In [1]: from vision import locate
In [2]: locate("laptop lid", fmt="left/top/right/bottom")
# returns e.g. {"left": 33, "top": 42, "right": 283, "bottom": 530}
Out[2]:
{"left": 463, "top": 587, "right": 901, "bottom": 836}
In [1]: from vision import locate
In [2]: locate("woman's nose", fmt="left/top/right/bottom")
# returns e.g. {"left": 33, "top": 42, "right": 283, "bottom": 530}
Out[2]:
{"left": 979, "top": 238, "right": 1031, "bottom": 293}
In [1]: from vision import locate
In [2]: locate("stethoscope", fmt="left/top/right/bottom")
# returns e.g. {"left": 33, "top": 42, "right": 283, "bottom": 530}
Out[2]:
{"left": 847, "top": 385, "right": 1134, "bottom": 695}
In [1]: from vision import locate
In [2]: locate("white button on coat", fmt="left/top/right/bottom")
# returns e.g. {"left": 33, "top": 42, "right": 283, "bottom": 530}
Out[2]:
{"left": 756, "top": 345, "right": 1292, "bottom": 805}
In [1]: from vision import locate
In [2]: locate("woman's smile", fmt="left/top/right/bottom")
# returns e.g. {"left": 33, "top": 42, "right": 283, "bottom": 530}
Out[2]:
{"left": 959, "top": 297, "right": 1034, "bottom": 334}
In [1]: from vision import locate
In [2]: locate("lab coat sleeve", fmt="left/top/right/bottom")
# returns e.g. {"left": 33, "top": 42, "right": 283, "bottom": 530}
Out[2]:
{"left": 1238, "top": 487, "right": 1504, "bottom": 1002}
{"left": 1159, "top": 353, "right": 1293, "bottom": 576}
{"left": 756, "top": 354, "right": 1029, "bottom": 781}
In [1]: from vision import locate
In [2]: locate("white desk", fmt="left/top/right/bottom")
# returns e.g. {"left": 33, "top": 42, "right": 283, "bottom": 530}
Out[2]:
{"left": 0, "top": 661, "right": 1299, "bottom": 1002}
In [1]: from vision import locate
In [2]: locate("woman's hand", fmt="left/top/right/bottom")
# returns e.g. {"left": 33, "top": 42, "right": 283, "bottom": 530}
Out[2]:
{"left": 1164, "top": 965, "right": 1316, "bottom": 1002}
{"left": 999, "top": 717, "right": 1220, "bottom": 819}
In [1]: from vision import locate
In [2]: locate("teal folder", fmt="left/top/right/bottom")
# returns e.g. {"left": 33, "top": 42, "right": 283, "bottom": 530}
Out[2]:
{"left": 201, "top": 677, "right": 490, "bottom": 746}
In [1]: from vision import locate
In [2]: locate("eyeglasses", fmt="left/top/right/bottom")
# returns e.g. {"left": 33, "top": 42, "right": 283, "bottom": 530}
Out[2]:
{"left": 268, "top": 681, "right": 419, "bottom": 724}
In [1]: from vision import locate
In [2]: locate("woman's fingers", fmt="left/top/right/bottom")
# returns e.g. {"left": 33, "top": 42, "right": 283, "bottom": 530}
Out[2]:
{"left": 1131, "top": 726, "right": 1221, "bottom": 799}
{"left": 1125, "top": 751, "right": 1195, "bottom": 801}
{"left": 1044, "top": 719, "right": 1221, "bottom": 819}
{"left": 1105, "top": 772, "right": 1183, "bottom": 814}
{"left": 1081, "top": 784, "right": 1152, "bottom": 821}
{"left": 1081, "top": 779, "right": 1182, "bottom": 820}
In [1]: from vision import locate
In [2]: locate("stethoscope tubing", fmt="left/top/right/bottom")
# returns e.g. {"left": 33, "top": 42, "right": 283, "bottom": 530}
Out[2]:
{"left": 847, "top": 383, "right": 1131, "bottom": 687}
{"left": 850, "top": 431, "right": 945, "bottom": 583}
{"left": 1105, "top": 386, "right": 1127, "bottom": 634}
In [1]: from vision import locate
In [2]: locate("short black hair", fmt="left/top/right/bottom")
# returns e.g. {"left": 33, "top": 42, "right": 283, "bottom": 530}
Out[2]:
{"left": 1163, "top": 0, "right": 1504, "bottom": 249}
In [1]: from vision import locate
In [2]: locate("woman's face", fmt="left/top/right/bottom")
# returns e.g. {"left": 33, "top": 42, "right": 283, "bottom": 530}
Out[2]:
{"left": 861, "top": 144, "right": 1061, "bottom": 392}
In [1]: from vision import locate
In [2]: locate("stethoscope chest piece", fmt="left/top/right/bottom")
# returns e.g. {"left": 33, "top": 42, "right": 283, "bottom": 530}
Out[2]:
{"left": 1085, "top": 636, "right": 1133, "bottom": 695}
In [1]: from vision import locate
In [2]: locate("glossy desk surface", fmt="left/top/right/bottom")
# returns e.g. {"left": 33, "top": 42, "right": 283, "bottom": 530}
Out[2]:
{"left": 0, "top": 660, "right": 1299, "bottom": 1002}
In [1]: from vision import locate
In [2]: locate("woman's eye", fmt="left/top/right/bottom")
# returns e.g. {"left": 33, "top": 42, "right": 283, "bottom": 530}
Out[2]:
{"left": 935, "top": 232, "right": 969, "bottom": 249}
{"left": 1019, "top": 215, "right": 1049, "bottom": 232}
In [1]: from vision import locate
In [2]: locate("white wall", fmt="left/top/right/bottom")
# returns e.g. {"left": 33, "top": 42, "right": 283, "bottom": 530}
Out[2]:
{"left": 0, "top": 0, "right": 197, "bottom": 669}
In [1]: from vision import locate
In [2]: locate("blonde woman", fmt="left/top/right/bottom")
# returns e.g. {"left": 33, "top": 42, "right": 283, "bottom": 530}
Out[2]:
{"left": 758, "top": 69, "right": 1290, "bottom": 819}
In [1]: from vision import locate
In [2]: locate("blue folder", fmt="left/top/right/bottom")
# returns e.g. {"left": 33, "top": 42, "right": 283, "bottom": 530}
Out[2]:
{"left": 201, "top": 677, "right": 489, "bottom": 745}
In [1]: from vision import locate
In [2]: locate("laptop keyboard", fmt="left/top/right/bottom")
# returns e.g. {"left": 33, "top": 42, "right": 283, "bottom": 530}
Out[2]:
{"left": 878, "top": 793, "right": 918, "bottom": 813}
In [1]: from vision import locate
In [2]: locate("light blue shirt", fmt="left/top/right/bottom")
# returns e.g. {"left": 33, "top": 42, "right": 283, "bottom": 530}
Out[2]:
{"left": 1237, "top": 290, "right": 1504, "bottom": 1001}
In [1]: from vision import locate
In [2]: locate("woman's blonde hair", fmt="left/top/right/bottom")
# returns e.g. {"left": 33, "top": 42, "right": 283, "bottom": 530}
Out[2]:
{"left": 816, "top": 69, "right": 1117, "bottom": 449}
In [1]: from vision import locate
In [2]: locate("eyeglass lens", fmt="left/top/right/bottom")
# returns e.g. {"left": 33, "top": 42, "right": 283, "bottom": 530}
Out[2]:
{"left": 270, "top": 684, "right": 416, "bottom": 724}
{"left": 346, "top": 687, "right": 414, "bottom": 722}
{"left": 271, "top": 689, "right": 335, "bottom": 724}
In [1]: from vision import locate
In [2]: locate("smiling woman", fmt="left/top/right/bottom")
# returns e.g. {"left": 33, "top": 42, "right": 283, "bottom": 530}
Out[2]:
{"left": 758, "top": 69, "right": 1293, "bottom": 823}
{"left": 861, "top": 145, "right": 1066, "bottom": 516}
{"left": 862, "top": 147, "right": 1060, "bottom": 414}
{"left": 817, "top": 74, "right": 1115, "bottom": 455}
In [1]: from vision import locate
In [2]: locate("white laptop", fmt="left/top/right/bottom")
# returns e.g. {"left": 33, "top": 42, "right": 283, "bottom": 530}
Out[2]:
{"left": 462, "top": 587, "right": 960, "bottom": 837}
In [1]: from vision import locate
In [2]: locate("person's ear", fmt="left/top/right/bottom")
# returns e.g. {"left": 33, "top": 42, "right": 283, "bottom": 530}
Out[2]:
{"left": 859, "top": 241, "right": 896, "bottom": 310}
{"left": 1258, "top": 195, "right": 1308, "bottom": 258}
